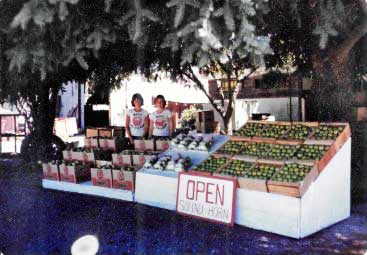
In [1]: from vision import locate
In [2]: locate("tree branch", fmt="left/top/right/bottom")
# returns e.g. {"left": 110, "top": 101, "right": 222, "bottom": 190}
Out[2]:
{"left": 334, "top": 0, "right": 367, "bottom": 62}
{"left": 183, "top": 64, "right": 224, "bottom": 118}
{"left": 335, "top": 19, "right": 367, "bottom": 63}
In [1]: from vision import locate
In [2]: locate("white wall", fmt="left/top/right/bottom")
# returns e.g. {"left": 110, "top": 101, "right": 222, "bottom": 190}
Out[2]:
{"left": 204, "top": 97, "right": 300, "bottom": 132}
{"left": 234, "top": 97, "right": 300, "bottom": 129}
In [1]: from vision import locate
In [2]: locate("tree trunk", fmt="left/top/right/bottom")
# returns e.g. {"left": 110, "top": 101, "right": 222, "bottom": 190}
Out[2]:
{"left": 308, "top": 50, "right": 353, "bottom": 122}
{"left": 308, "top": 1, "right": 367, "bottom": 122}
{"left": 22, "top": 81, "right": 62, "bottom": 161}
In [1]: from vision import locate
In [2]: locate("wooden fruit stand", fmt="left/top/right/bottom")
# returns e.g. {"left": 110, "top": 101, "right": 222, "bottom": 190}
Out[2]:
{"left": 43, "top": 120, "right": 351, "bottom": 239}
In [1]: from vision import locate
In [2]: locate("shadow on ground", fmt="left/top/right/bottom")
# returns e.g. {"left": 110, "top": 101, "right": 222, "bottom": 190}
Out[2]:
{"left": 0, "top": 158, "right": 366, "bottom": 255}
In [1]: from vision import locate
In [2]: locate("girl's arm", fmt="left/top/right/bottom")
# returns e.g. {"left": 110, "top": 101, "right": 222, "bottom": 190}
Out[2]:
{"left": 125, "top": 114, "right": 133, "bottom": 143}
{"left": 143, "top": 115, "right": 149, "bottom": 137}
{"left": 168, "top": 115, "right": 173, "bottom": 138}
{"left": 149, "top": 119, "right": 154, "bottom": 139}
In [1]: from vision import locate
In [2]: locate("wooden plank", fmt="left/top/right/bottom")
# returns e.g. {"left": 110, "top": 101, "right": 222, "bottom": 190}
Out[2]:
{"left": 267, "top": 164, "right": 318, "bottom": 198}
{"left": 229, "top": 136, "right": 252, "bottom": 142}
{"left": 333, "top": 124, "right": 351, "bottom": 151}
{"left": 251, "top": 136, "right": 277, "bottom": 143}
{"left": 316, "top": 144, "right": 337, "bottom": 173}
{"left": 238, "top": 177, "right": 268, "bottom": 192}
{"left": 275, "top": 139, "right": 303, "bottom": 145}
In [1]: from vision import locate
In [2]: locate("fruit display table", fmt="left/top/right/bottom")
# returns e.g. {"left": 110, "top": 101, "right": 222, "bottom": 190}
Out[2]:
{"left": 134, "top": 135, "right": 230, "bottom": 210}
{"left": 42, "top": 180, "right": 134, "bottom": 201}
{"left": 235, "top": 138, "right": 350, "bottom": 238}
{"left": 135, "top": 121, "right": 351, "bottom": 238}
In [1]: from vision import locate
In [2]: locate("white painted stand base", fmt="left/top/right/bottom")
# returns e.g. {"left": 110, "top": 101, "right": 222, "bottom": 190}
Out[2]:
{"left": 134, "top": 138, "right": 351, "bottom": 238}
{"left": 42, "top": 180, "right": 134, "bottom": 202}
{"left": 235, "top": 138, "right": 351, "bottom": 238}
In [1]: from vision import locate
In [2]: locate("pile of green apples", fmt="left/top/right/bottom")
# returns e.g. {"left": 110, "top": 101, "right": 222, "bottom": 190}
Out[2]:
{"left": 296, "top": 144, "right": 329, "bottom": 160}
{"left": 271, "top": 163, "right": 312, "bottom": 183}
{"left": 285, "top": 124, "right": 312, "bottom": 140}
{"left": 233, "top": 123, "right": 264, "bottom": 137}
{"left": 241, "top": 142, "right": 272, "bottom": 157}
{"left": 220, "top": 160, "right": 253, "bottom": 176}
{"left": 258, "top": 124, "right": 289, "bottom": 138}
{"left": 217, "top": 141, "right": 249, "bottom": 155}
{"left": 243, "top": 164, "right": 280, "bottom": 180}
{"left": 266, "top": 144, "right": 300, "bottom": 160}
{"left": 312, "top": 126, "right": 343, "bottom": 140}
{"left": 193, "top": 156, "right": 229, "bottom": 173}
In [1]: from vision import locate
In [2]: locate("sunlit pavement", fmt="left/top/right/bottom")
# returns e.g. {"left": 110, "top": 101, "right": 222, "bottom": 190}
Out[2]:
{"left": 0, "top": 159, "right": 366, "bottom": 255}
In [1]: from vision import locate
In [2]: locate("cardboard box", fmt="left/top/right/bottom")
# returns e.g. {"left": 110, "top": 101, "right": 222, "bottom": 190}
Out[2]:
{"left": 112, "top": 153, "right": 132, "bottom": 167}
{"left": 59, "top": 163, "right": 91, "bottom": 183}
{"left": 86, "top": 128, "right": 113, "bottom": 138}
{"left": 85, "top": 137, "right": 98, "bottom": 149}
{"left": 99, "top": 137, "right": 124, "bottom": 152}
{"left": 131, "top": 153, "right": 157, "bottom": 166}
{"left": 69, "top": 151, "right": 95, "bottom": 163}
{"left": 91, "top": 167, "right": 113, "bottom": 188}
{"left": 95, "top": 160, "right": 112, "bottom": 168}
{"left": 112, "top": 169, "right": 136, "bottom": 191}
{"left": 62, "top": 150, "right": 74, "bottom": 161}
{"left": 155, "top": 140, "right": 170, "bottom": 151}
{"left": 42, "top": 163, "right": 60, "bottom": 181}
{"left": 134, "top": 140, "right": 154, "bottom": 151}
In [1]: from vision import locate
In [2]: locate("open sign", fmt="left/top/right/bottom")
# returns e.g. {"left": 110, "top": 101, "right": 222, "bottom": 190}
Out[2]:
{"left": 176, "top": 172, "right": 237, "bottom": 226}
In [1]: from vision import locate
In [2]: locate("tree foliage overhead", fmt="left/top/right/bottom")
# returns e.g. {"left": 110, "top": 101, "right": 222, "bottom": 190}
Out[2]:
{"left": 0, "top": 0, "right": 366, "bottom": 125}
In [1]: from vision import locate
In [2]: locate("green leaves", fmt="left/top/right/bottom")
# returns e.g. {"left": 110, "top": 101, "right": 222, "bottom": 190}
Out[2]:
{"left": 11, "top": 0, "right": 36, "bottom": 29}
{"left": 166, "top": 0, "right": 200, "bottom": 28}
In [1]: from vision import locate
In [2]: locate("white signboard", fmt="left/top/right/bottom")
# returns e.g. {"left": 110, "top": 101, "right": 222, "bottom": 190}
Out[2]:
{"left": 176, "top": 172, "right": 237, "bottom": 226}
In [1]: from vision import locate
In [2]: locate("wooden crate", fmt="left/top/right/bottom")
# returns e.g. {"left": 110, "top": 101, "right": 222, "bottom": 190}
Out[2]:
{"left": 190, "top": 154, "right": 231, "bottom": 176}
{"left": 238, "top": 161, "right": 284, "bottom": 192}
{"left": 267, "top": 164, "right": 318, "bottom": 197}
{"left": 214, "top": 139, "right": 251, "bottom": 156}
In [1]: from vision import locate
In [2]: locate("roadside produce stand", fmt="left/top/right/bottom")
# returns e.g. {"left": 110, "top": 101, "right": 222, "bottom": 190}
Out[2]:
{"left": 134, "top": 134, "right": 229, "bottom": 210}
{"left": 42, "top": 121, "right": 351, "bottom": 238}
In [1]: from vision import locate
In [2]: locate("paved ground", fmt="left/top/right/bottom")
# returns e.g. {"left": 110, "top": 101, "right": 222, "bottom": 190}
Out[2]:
{"left": 0, "top": 159, "right": 366, "bottom": 255}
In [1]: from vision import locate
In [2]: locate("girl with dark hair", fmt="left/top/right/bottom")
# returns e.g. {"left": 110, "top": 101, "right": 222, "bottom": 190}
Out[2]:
{"left": 149, "top": 95, "right": 173, "bottom": 139}
{"left": 125, "top": 93, "right": 149, "bottom": 144}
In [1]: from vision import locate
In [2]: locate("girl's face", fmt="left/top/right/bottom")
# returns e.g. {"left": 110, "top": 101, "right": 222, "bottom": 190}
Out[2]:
{"left": 133, "top": 98, "right": 142, "bottom": 108}
{"left": 155, "top": 98, "right": 164, "bottom": 109}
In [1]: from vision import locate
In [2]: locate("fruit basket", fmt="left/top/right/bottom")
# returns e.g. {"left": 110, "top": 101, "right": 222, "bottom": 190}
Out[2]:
{"left": 232, "top": 122, "right": 265, "bottom": 139}
{"left": 216, "top": 140, "right": 250, "bottom": 156}
{"left": 267, "top": 162, "right": 318, "bottom": 197}
{"left": 234, "top": 142, "right": 271, "bottom": 160}
{"left": 190, "top": 155, "right": 231, "bottom": 176}
{"left": 281, "top": 124, "right": 314, "bottom": 141}
{"left": 263, "top": 143, "right": 301, "bottom": 161}
{"left": 238, "top": 162, "right": 283, "bottom": 192}
{"left": 255, "top": 123, "right": 290, "bottom": 140}
{"left": 295, "top": 144, "right": 330, "bottom": 161}
{"left": 215, "top": 159, "right": 253, "bottom": 177}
